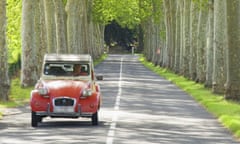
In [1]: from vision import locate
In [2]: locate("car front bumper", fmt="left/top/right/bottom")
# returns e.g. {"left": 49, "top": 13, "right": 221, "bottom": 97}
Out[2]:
{"left": 35, "top": 103, "right": 94, "bottom": 118}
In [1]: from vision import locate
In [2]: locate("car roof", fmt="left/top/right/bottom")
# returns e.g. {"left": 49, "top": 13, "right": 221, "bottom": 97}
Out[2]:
{"left": 44, "top": 54, "right": 92, "bottom": 62}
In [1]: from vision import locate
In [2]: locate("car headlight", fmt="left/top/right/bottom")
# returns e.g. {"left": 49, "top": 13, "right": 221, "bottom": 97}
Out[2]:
{"left": 38, "top": 87, "right": 48, "bottom": 95}
{"left": 82, "top": 89, "right": 92, "bottom": 97}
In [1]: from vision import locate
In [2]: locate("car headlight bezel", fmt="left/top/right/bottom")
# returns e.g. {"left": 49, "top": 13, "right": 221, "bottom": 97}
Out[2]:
{"left": 38, "top": 87, "right": 49, "bottom": 96}
{"left": 82, "top": 89, "right": 92, "bottom": 97}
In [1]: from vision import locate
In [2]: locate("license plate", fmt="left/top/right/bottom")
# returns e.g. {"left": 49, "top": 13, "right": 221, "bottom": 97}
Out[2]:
{"left": 54, "top": 106, "right": 74, "bottom": 113}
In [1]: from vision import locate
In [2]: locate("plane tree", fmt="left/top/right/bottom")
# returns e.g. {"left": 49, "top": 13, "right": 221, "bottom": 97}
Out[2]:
{"left": 0, "top": 0, "right": 10, "bottom": 101}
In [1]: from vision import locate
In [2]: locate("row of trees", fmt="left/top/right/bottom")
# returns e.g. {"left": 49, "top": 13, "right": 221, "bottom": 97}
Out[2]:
{"left": 0, "top": 0, "right": 107, "bottom": 101}
{"left": 1, "top": 0, "right": 240, "bottom": 101}
{"left": 21, "top": 0, "right": 105, "bottom": 87}
{"left": 142, "top": 0, "right": 240, "bottom": 100}
{"left": 1, "top": 0, "right": 147, "bottom": 101}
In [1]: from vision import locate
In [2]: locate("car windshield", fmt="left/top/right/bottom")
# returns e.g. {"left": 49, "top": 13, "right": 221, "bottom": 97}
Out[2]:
{"left": 43, "top": 63, "right": 90, "bottom": 77}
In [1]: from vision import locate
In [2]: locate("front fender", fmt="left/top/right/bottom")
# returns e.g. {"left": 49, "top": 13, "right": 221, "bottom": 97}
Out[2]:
{"left": 30, "top": 90, "right": 50, "bottom": 112}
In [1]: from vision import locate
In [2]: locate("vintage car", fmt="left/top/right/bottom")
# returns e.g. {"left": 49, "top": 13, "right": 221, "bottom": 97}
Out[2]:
{"left": 30, "top": 54, "right": 102, "bottom": 127}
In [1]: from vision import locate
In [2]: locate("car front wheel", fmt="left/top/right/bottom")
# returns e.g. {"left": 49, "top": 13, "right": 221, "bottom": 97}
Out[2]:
{"left": 91, "top": 111, "right": 98, "bottom": 125}
{"left": 31, "top": 111, "right": 40, "bottom": 127}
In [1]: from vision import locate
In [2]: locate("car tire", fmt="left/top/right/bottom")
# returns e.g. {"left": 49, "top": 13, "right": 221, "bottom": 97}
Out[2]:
{"left": 91, "top": 111, "right": 98, "bottom": 125}
{"left": 31, "top": 111, "right": 39, "bottom": 127}
{"left": 38, "top": 116, "right": 43, "bottom": 123}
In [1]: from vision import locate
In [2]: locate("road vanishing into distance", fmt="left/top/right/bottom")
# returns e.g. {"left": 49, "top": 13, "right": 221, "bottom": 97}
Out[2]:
{"left": 0, "top": 54, "right": 239, "bottom": 144}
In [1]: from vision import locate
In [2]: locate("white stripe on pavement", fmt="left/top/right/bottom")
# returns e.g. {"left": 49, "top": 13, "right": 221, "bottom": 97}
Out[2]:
{"left": 106, "top": 57, "right": 123, "bottom": 144}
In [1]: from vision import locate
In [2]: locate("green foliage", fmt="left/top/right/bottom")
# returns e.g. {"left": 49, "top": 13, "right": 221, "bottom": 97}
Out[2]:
{"left": 92, "top": 0, "right": 161, "bottom": 29}
{"left": 63, "top": 0, "right": 67, "bottom": 6}
{"left": 192, "top": 0, "right": 209, "bottom": 10}
{"left": 151, "top": 0, "right": 164, "bottom": 24}
{"left": 114, "top": 0, "right": 140, "bottom": 29}
{"left": 140, "top": 55, "right": 240, "bottom": 139}
{"left": 138, "top": 0, "right": 153, "bottom": 22}
{"left": 7, "top": 0, "right": 22, "bottom": 64}
{"left": 92, "top": 0, "right": 117, "bottom": 25}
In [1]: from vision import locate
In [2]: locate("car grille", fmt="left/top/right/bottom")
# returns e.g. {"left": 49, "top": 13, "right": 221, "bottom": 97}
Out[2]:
{"left": 54, "top": 98, "right": 75, "bottom": 106}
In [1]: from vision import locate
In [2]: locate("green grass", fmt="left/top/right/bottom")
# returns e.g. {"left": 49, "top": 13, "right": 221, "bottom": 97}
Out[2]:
{"left": 94, "top": 53, "right": 108, "bottom": 66}
{"left": 0, "top": 78, "right": 33, "bottom": 108}
{"left": 140, "top": 55, "right": 240, "bottom": 139}
{"left": 0, "top": 78, "right": 33, "bottom": 119}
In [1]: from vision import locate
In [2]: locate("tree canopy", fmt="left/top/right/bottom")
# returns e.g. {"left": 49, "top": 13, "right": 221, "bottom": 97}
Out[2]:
{"left": 92, "top": 0, "right": 153, "bottom": 29}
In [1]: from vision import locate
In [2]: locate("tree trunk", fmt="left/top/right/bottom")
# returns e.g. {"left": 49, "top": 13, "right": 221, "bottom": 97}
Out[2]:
{"left": 34, "top": 0, "right": 47, "bottom": 79}
{"left": 205, "top": 0, "right": 214, "bottom": 88}
{"left": 0, "top": 0, "right": 10, "bottom": 101}
{"left": 76, "top": 0, "right": 89, "bottom": 54}
{"left": 66, "top": 0, "right": 81, "bottom": 54}
{"left": 189, "top": 2, "right": 198, "bottom": 80}
{"left": 163, "top": 0, "right": 175, "bottom": 68}
{"left": 43, "top": 0, "right": 57, "bottom": 53}
{"left": 174, "top": 0, "right": 181, "bottom": 73}
{"left": 38, "top": 0, "right": 47, "bottom": 77}
{"left": 95, "top": 24, "right": 105, "bottom": 57}
{"left": 53, "top": 0, "right": 68, "bottom": 53}
{"left": 196, "top": 2, "right": 208, "bottom": 83}
{"left": 21, "top": 0, "right": 38, "bottom": 87}
{"left": 179, "top": 1, "right": 184, "bottom": 74}
{"left": 225, "top": 0, "right": 240, "bottom": 100}
{"left": 142, "top": 20, "right": 152, "bottom": 61}
{"left": 182, "top": 0, "right": 191, "bottom": 77}
{"left": 212, "top": 0, "right": 227, "bottom": 93}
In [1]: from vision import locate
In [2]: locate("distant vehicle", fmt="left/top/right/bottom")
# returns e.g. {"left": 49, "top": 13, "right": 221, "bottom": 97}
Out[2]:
{"left": 30, "top": 54, "right": 102, "bottom": 127}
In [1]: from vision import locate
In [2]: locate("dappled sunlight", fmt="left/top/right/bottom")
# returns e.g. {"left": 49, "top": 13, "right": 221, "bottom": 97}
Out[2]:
{"left": 0, "top": 55, "right": 238, "bottom": 144}
{"left": 102, "top": 106, "right": 235, "bottom": 144}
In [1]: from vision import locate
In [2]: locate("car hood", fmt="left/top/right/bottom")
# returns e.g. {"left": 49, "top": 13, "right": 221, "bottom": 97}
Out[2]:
{"left": 39, "top": 80, "right": 90, "bottom": 97}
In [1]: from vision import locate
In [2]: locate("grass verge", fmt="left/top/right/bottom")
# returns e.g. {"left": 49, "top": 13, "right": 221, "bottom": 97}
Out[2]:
{"left": 0, "top": 78, "right": 33, "bottom": 119}
{"left": 94, "top": 53, "right": 108, "bottom": 66}
{"left": 140, "top": 55, "right": 240, "bottom": 139}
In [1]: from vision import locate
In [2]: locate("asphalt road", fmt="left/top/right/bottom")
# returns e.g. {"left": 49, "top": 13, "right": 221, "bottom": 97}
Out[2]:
{"left": 0, "top": 54, "right": 239, "bottom": 144}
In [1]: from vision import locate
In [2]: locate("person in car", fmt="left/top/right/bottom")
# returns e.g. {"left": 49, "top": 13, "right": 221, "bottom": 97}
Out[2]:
{"left": 73, "top": 64, "right": 88, "bottom": 76}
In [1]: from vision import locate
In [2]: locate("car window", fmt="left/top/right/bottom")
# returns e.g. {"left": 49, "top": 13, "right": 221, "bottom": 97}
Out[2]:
{"left": 44, "top": 63, "right": 90, "bottom": 76}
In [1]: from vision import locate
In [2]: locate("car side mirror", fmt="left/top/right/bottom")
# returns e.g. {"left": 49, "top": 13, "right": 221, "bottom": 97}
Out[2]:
{"left": 96, "top": 75, "right": 103, "bottom": 80}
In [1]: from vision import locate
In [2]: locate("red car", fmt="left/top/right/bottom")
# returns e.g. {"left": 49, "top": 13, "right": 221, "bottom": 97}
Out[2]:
{"left": 30, "top": 54, "right": 102, "bottom": 127}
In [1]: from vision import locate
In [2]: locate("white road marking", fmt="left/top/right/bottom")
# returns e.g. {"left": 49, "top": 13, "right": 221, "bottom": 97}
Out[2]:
{"left": 106, "top": 58, "right": 123, "bottom": 144}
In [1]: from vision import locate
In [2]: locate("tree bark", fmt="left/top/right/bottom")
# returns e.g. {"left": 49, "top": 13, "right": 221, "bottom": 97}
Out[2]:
{"left": 43, "top": 0, "right": 57, "bottom": 53}
{"left": 53, "top": 0, "right": 68, "bottom": 53}
{"left": 34, "top": 0, "right": 47, "bottom": 79}
{"left": 196, "top": 2, "right": 208, "bottom": 83}
{"left": 21, "top": 0, "right": 38, "bottom": 87}
{"left": 212, "top": 0, "right": 227, "bottom": 93}
{"left": 0, "top": 0, "right": 10, "bottom": 101}
{"left": 179, "top": 1, "right": 184, "bottom": 74}
{"left": 163, "top": 0, "right": 175, "bottom": 68}
{"left": 174, "top": 0, "right": 181, "bottom": 73}
{"left": 189, "top": 1, "right": 198, "bottom": 80}
{"left": 225, "top": 0, "right": 240, "bottom": 100}
{"left": 142, "top": 20, "right": 151, "bottom": 61}
{"left": 38, "top": 0, "right": 47, "bottom": 77}
{"left": 205, "top": 0, "right": 214, "bottom": 88}
{"left": 66, "top": 0, "right": 81, "bottom": 54}
{"left": 182, "top": 0, "right": 191, "bottom": 77}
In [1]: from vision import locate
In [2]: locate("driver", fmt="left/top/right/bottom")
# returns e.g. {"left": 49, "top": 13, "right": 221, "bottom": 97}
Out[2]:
{"left": 73, "top": 64, "right": 81, "bottom": 76}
